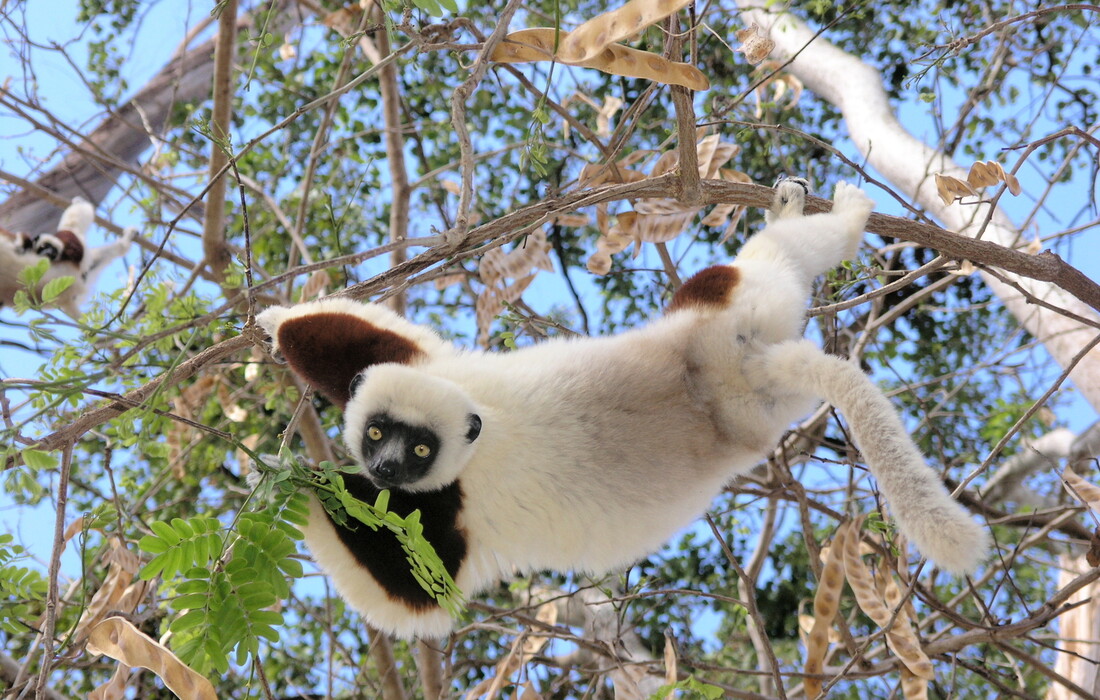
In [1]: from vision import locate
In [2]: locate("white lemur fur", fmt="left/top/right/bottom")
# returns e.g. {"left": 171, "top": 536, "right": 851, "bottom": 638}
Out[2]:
{"left": 0, "top": 196, "right": 134, "bottom": 318}
{"left": 256, "top": 181, "right": 989, "bottom": 639}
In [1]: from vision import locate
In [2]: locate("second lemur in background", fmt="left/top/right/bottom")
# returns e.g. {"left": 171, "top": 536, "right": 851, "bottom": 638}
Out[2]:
{"left": 0, "top": 197, "right": 134, "bottom": 317}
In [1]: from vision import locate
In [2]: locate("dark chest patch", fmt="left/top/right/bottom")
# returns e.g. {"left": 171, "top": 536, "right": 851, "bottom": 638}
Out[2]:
{"left": 667, "top": 265, "right": 740, "bottom": 312}
{"left": 329, "top": 475, "right": 466, "bottom": 611}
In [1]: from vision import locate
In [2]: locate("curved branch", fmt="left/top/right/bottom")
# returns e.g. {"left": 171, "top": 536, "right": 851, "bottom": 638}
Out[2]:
{"left": 13, "top": 177, "right": 1100, "bottom": 461}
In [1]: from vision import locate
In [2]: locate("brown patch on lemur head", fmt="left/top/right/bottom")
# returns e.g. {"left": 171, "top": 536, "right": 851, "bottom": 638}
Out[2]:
{"left": 52, "top": 231, "right": 85, "bottom": 264}
{"left": 667, "top": 265, "right": 740, "bottom": 313}
{"left": 276, "top": 312, "right": 426, "bottom": 408}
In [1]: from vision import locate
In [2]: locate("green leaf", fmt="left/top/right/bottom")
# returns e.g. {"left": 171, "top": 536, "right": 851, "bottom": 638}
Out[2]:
{"left": 170, "top": 608, "right": 207, "bottom": 633}
{"left": 173, "top": 593, "right": 213, "bottom": 610}
{"left": 172, "top": 517, "right": 195, "bottom": 539}
{"left": 278, "top": 557, "right": 303, "bottom": 578}
{"left": 412, "top": 0, "right": 444, "bottom": 17}
{"left": 40, "top": 276, "right": 74, "bottom": 303}
{"left": 374, "top": 489, "right": 390, "bottom": 513}
{"left": 16, "top": 257, "right": 49, "bottom": 287}
{"left": 149, "top": 520, "right": 182, "bottom": 546}
{"left": 21, "top": 449, "right": 58, "bottom": 471}
{"left": 137, "top": 534, "right": 168, "bottom": 555}
{"left": 160, "top": 546, "right": 182, "bottom": 579}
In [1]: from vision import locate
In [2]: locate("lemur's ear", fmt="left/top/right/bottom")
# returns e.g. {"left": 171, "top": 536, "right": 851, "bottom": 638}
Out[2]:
{"left": 257, "top": 299, "right": 432, "bottom": 409}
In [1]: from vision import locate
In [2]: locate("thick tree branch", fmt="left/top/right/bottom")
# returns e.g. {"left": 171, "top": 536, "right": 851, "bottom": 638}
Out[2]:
{"left": 0, "top": 20, "right": 219, "bottom": 228}
{"left": 11, "top": 174, "right": 1100, "bottom": 463}
{"left": 348, "top": 177, "right": 1100, "bottom": 316}
{"left": 201, "top": 0, "right": 239, "bottom": 285}
{"left": 378, "top": 28, "right": 411, "bottom": 316}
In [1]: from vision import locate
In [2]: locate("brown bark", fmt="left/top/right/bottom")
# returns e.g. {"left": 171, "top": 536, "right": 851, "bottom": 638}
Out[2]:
{"left": 201, "top": 0, "right": 239, "bottom": 284}
{"left": 375, "top": 15, "right": 411, "bottom": 317}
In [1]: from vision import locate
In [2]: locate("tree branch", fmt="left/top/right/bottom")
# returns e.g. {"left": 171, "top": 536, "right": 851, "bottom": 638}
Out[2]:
{"left": 201, "top": 0, "right": 239, "bottom": 285}
{"left": 13, "top": 178, "right": 1100, "bottom": 469}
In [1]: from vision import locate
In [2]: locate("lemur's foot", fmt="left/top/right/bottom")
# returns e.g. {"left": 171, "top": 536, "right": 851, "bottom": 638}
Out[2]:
{"left": 766, "top": 176, "right": 812, "bottom": 223}
{"left": 831, "top": 181, "right": 875, "bottom": 220}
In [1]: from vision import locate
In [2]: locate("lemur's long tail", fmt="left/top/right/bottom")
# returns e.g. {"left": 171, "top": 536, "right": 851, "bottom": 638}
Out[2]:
{"left": 760, "top": 340, "right": 989, "bottom": 574}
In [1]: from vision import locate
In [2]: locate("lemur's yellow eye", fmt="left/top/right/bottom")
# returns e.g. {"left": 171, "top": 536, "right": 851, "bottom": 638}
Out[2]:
{"left": 367, "top": 426, "right": 383, "bottom": 441}
{"left": 413, "top": 444, "right": 431, "bottom": 458}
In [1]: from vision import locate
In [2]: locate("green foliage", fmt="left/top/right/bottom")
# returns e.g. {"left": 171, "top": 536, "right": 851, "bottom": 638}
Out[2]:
{"left": 0, "top": 534, "right": 47, "bottom": 635}
{"left": 134, "top": 453, "right": 462, "bottom": 675}
{"left": 11, "top": 258, "right": 51, "bottom": 313}
{"left": 410, "top": 0, "right": 459, "bottom": 18}
{"left": 138, "top": 517, "right": 223, "bottom": 580}
{"left": 40, "top": 276, "right": 75, "bottom": 304}
{"left": 20, "top": 448, "right": 58, "bottom": 471}
{"left": 137, "top": 493, "right": 309, "bottom": 675}
{"left": 254, "top": 454, "right": 464, "bottom": 617}
{"left": 651, "top": 676, "right": 724, "bottom": 699}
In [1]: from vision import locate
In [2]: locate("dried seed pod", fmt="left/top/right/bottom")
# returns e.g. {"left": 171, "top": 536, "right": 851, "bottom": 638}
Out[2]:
{"left": 735, "top": 23, "right": 775, "bottom": 64}
{"left": 491, "top": 28, "right": 709, "bottom": 91}
{"left": 1063, "top": 466, "right": 1100, "bottom": 514}
{"left": 557, "top": 0, "right": 694, "bottom": 63}
{"left": 87, "top": 617, "right": 216, "bottom": 700}
{"left": 933, "top": 173, "right": 980, "bottom": 205}
{"left": 966, "top": 160, "right": 1021, "bottom": 195}
{"left": 804, "top": 522, "right": 849, "bottom": 699}
{"left": 844, "top": 515, "right": 934, "bottom": 680}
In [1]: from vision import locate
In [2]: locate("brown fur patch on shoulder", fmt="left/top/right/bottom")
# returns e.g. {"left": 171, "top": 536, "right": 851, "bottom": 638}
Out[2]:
{"left": 278, "top": 312, "right": 425, "bottom": 408}
{"left": 667, "top": 265, "right": 740, "bottom": 313}
{"left": 53, "top": 231, "right": 84, "bottom": 264}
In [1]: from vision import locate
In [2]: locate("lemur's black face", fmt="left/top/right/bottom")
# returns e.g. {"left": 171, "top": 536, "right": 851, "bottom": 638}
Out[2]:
{"left": 358, "top": 412, "right": 482, "bottom": 489}
{"left": 360, "top": 414, "right": 442, "bottom": 489}
{"left": 347, "top": 369, "right": 484, "bottom": 491}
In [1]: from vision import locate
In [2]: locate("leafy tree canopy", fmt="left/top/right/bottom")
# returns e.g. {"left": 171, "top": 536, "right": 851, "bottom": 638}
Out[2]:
{"left": 1, "top": 1, "right": 1098, "bottom": 698}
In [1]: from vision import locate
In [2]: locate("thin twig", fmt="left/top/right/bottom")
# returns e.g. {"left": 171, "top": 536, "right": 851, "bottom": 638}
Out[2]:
{"left": 34, "top": 443, "right": 74, "bottom": 697}
{"left": 447, "top": 0, "right": 525, "bottom": 244}
{"left": 706, "top": 514, "right": 787, "bottom": 699}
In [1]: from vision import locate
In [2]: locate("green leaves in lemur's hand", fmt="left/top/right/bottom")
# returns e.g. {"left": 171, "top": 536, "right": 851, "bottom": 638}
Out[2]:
{"left": 276, "top": 456, "right": 465, "bottom": 617}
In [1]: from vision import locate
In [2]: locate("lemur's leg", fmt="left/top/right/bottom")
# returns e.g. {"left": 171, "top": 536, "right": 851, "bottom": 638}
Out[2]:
{"left": 57, "top": 197, "right": 96, "bottom": 238}
{"left": 82, "top": 228, "right": 135, "bottom": 287}
{"left": 737, "top": 181, "right": 874, "bottom": 280}
{"left": 749, "top": 339, "right": 988, "bottom": 574}
{"left": 700, "top": 181, "right": 874, "bottom": 343}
